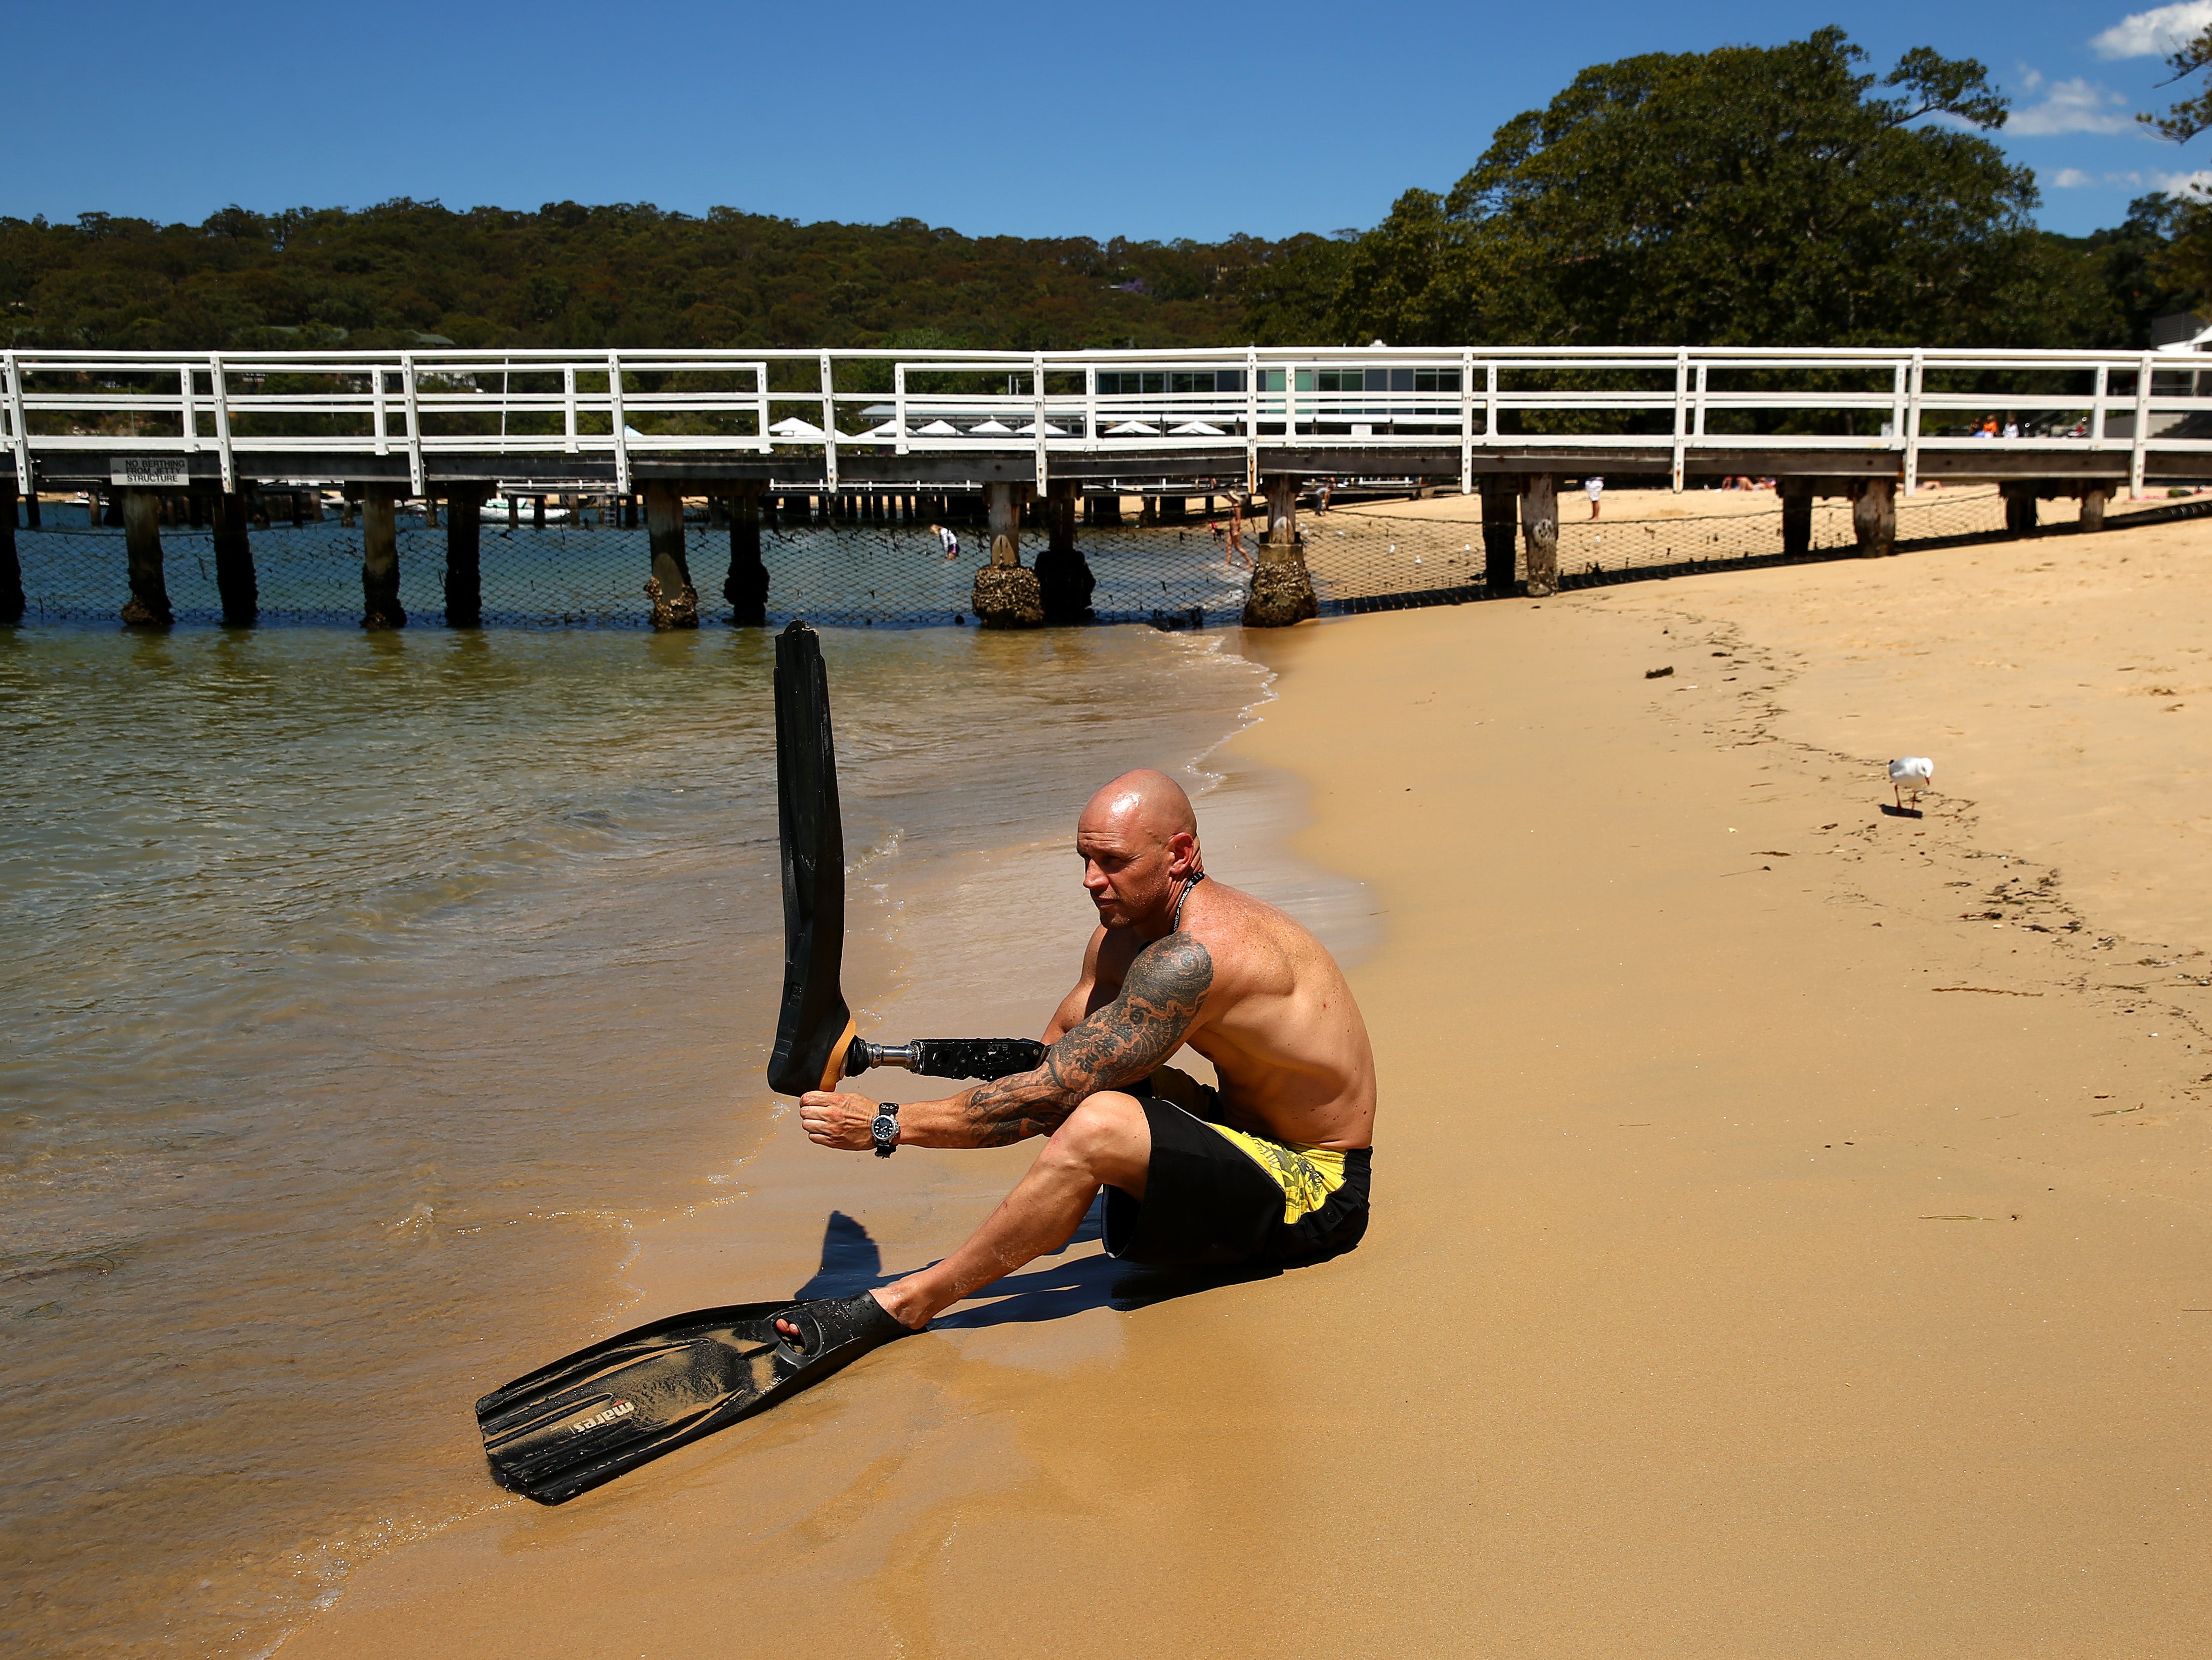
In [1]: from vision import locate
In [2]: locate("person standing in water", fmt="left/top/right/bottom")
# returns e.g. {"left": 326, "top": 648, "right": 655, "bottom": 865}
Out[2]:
{"left": 929, "top": 523, "right": 960, "bottom": 561}
{"left": 788, "top": 769, "right": 1375, "bottom": 1341}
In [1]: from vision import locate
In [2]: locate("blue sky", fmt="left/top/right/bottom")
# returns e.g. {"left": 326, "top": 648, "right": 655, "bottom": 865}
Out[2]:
{"left": 17, "top": 1, "right": 2212, "bottom": 241}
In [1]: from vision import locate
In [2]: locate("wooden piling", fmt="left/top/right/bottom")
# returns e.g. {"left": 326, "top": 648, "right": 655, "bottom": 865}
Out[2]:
{"left": 361, "top": 485, "right": 405, "bottom": 628}
{"left": 2001, "top": 481, "right": 2038, "bottom": 535}
{"left": 1520, "top": 474, "right": 1559, "bottom": 597}
{"left": 290, "top": 490, "right": 306, "bottom": 529}
{"left": 444, "top": 487, "right": 487, "bottom": 628}
{"left": 23, "top": 489, "right": 38, "bottom": 529}
{"left": 532, "top": 494, "right": 546, "bottom": 530}
{"left": 643, "top": 479, "right": 699, "bottom": 629}
{"left": 0, "top": 478, "right": 22, "bottom": 624}
{"left": 1480, "top": 476, "right": 1518, "bottom": 590}
{"left": 210, "top": 491, "right": 257, "bottom": 625}
{"left": 1780, "top": 478, "right": 1813, "bottom": 558}
{"left": 120, "top": 489, "right": 173, "bottom": 626}
{"left": 1851, "top": 478, "right": 1896, "bottom": 557}
{"left": 972, "top": 481, "right": 1044, "bottom": 627}
{"left": 103, "top": 490, "right": 125, "bottom": 528}
{"left": 1036, "top": 477, "right": 1095, "bottom": 625}
{"left": 2078, "top": 484, "right": 2109, "bottom": 533}
{"left": 723, "top": 482, "right": 769, "bottom": 626}
{"left": 1244, "top": 473, "right": 1319, "bottom": 626}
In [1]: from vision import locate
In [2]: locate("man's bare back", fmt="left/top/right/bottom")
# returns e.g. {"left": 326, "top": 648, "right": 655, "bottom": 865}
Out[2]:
{"left": 791, "top": 767, "right": 1375, "bottom": 1341}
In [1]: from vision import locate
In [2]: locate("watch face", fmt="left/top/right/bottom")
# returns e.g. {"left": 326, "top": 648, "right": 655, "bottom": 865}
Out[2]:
{"left": 872, "top": 1114, "right": 898, "bottom": 1141}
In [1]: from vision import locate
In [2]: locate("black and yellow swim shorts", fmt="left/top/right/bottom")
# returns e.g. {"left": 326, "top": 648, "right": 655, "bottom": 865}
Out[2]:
{"left": 1102, "top": 1072, "right": 1371, "bottom": 1269}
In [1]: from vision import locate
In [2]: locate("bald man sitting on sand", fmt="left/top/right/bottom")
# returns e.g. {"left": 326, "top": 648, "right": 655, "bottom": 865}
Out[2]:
{"left": 791, "top": 768, "right": 1376, "bottom": 1337}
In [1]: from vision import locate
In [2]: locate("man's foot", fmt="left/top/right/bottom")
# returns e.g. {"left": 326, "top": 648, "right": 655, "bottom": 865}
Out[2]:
{"left": 774, "top": 1287, "right": 927, "bottom": 1350}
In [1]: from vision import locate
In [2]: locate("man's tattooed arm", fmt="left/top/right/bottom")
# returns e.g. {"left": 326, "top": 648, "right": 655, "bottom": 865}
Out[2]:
{"left": 937, "top": 934, "right": 1215, "bottom": 1147}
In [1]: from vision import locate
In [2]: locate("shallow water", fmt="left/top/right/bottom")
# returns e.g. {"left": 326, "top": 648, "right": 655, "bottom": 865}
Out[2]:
{"left": 13, "top": 517, "right": 1259, "bottom": 628}
{"left": 0, "top": 619, "right": 1280, "bottom": 1657}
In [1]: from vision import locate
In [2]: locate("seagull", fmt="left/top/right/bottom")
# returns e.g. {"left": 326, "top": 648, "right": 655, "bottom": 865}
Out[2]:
{"left": 1889, "top": 756, "right": 1934, "bottom": 812}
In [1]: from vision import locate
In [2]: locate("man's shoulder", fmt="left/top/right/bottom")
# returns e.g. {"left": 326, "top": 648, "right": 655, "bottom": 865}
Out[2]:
{"left": 1180, "top": 884, "right": 1317, "bottom": 985}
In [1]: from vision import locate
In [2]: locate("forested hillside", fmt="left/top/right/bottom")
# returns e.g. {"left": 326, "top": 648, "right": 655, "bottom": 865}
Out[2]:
{"left": 0, "top": 201, "right": 1314, "bottom": 353}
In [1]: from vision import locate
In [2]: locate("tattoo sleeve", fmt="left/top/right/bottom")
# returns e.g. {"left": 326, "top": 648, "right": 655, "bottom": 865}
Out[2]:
{"left": 955, "top": 934, "right": 1215, "bottom": 1146}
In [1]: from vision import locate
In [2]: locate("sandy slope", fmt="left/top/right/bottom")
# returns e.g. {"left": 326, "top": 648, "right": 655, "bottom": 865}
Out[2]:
{"left": 284, "top": 527, "right": 2210, "bottom": 1659}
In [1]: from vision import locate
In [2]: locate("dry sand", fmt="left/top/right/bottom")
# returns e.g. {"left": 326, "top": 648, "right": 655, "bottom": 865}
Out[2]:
{"left": 284, "top": 522, "right": 2209, "bottom": 1659}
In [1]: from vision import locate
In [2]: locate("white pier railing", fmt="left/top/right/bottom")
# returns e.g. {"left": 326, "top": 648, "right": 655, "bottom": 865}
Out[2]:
{"left": 5, "top": 344, "right": 2208, "bottom": 497}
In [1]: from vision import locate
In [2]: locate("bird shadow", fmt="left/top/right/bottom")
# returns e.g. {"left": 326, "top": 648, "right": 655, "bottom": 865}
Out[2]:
{"left": 787, "top": 1198, "right": 1279, "bottom": 1330}
{"left": 1879, "top": 803, "right": 1925, "bottom": 819}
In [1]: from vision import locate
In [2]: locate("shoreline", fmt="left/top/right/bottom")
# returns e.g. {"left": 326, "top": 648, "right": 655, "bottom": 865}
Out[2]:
{"left": 270, "top": 625, "right": 1342, "bottom": 1658}
{"left": 282, "top": 527, "right": 2208, "bottom": 1657}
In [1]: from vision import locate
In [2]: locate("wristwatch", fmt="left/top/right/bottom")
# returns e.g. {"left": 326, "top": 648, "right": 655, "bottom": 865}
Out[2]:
{"left": 870, "top": 1102, "right": 900, "bottom": 1158}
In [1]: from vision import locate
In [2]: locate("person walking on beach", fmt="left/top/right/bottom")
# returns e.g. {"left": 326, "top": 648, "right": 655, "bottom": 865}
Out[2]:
{"left": 789, "top": 769, "right": 1375, "bottom": 1340}
{"left": 1223, "top": 495, "right": 1251, "bottom": 568}
{"left": 1585, "top": 476, "right": 1604, "bottom": 520}
{"left": 929, "top": 523, "right": 960, "bottom": 561}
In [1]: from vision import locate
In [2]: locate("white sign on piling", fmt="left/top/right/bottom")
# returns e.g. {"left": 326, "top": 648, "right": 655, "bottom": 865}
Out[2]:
{"left": 110, "top": 455, "right": 190, "bottom": 487}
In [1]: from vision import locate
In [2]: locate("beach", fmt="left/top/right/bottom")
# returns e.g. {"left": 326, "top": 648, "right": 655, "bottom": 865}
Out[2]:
{"left": 271, "top": 516, "right": 2210, "bottom": 1657}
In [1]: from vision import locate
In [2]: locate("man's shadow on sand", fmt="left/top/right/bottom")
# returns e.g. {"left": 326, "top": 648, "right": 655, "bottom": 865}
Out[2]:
{"left": 789, "top": 1201, "right": 1280, "bottom": 1330}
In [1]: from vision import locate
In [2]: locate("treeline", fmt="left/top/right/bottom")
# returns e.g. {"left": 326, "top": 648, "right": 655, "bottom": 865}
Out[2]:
{"left": 0, "top": 202, "right": 1297, "bottom": 354}
{"left": 2, "top": 28, "right": 2199, "bottom": 357}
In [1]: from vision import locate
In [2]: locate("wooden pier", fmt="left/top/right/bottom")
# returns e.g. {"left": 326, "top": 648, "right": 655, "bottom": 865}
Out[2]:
{"left": 3, "top": 344, "right": 2207, "bottom": 629}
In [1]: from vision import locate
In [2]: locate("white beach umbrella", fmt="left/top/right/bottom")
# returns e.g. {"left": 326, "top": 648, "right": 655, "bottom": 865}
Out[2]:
{"left": 915, "top": 419, "right": 961, "bottom": 436}
{"left": 1106, "top": 420, "right": 1161, "bottom": 436}
{"left": 859, "top": 420, "right": 903, "bottom": 440}
{"left": 1889, "top": 756, "right": 1934, "bottom": 812}
{"left": 1016, "top": 420, "right": 1067, "bottom": 436}
{"left": 1169, "top": 420, "right": 1225, "bottom": 436}
{"left": 768, "top": 416, "right": 825, "bottom": 439}
{"left": 969, "top": 418, "right": 1014, "bottom": 435}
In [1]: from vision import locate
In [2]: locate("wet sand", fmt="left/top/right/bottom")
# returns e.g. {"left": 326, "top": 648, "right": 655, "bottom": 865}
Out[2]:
{"left": 285, "top": 522, "right": 2209, "bottom": 1658}
{"left": 1336, "top": 480, "right": 2184, "bottom": 527}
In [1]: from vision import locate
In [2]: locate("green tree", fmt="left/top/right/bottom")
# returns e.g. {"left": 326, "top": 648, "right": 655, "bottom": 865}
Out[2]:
{"left": 2132, "top": 44, "right": 2212, "bottom": 318}
{"left": 2084, "top": 193, "right": 2201, "bottom": 345}
{"left": 2137, "top": 24, "right": 2212, "bottom": 142}
{"left": 1315, "top": 27, "right": 2111, "bottom": 349}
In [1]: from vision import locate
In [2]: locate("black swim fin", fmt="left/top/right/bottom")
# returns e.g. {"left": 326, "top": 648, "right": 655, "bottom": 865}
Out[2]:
{"left": 475, "top": 1290, "right": 912, "bottom": 1504}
